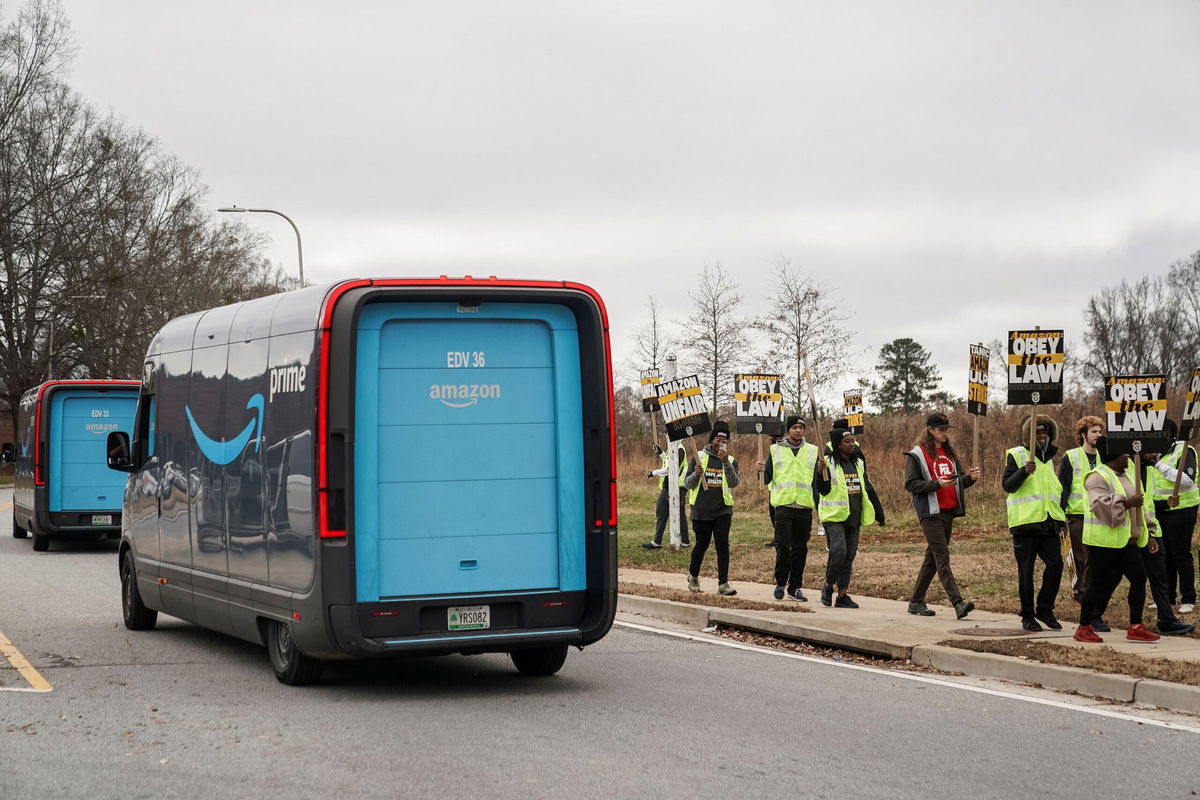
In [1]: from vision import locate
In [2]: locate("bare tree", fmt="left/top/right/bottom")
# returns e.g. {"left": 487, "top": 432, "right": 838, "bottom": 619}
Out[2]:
{"left": 678, "top": 263, "right": 750, "bottom": 417}
{"left": 1082, "top": 272, "right": 1195, "bottom": 386}
{"left": 632, "top": 295, "right": 673, "bottom": 374}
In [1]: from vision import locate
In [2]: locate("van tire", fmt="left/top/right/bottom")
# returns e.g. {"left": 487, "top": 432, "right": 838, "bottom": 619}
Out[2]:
{"left": 121, "top": 552, "right": 158, "bottom": 630}
{"left": 266, "top": 620, "right": 323, "bottom": 686}
{"left": 31, "top": 530, "right": 49, "bottom": 551}
{"left": 12, "top": 511, "right": 27, "bottom": 539}
{"left": 510, "top": 644, "right": 569, "bottom": 676}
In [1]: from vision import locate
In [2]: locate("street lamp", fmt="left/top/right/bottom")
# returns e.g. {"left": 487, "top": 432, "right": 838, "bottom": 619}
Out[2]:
{"left": 48, "top": 294, "right": 104, "bottom": 379}
{"left": 218, "top": 206, "right": 305, "bottom": 285}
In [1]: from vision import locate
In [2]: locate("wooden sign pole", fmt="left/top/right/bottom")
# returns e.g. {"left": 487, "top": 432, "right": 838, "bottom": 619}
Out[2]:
{"left": 1170, "top": 433, "right": 1194, "bottom": 502}
{"left": 1028, "top": 327, "right": 1041, "bottom": 459}
{"left": 1132, "top": 452, "right": 1144, "bottom": 541}
{"left": 973, "top": 341, "right": 982, "bottom": 468}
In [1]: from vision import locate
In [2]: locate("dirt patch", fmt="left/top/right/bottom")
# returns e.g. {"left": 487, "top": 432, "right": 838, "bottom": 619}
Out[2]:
{"left": 618, "top": 581, "right": 813, "bottom": 613}
{"left": 715, "top": 626, "right": 943, "bottom": 673}
{"left": 942, "top": 638, "right": 1200, "bottom": 687}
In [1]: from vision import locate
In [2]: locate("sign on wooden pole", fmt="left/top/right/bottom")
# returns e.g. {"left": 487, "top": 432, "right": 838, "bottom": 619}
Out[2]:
{"left": 842, "top": 390, "right": 864, "bottom": 435}
{"left": 967, "top": 342, "right": 989, "bottom": 466}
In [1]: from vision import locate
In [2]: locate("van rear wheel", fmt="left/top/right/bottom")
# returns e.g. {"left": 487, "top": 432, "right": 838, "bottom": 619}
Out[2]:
{"left": 30, "top": 530, "right": 49, "bottom": 551}
{"left": 121, "top": 552, "right": 157, "bottom": 630}
{"left": 12, "top": 511, "right": 26, "bottom": 539}
{"left": 266, "top": 620, "right": 323, "bottom": 686}
{"left": 510, "top": 644, "right": 569, "bottom": 676}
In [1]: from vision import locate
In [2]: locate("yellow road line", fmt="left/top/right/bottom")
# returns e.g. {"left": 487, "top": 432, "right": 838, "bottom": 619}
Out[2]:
{"left": 0, "top": 501, "right": 13, "bottom": 511}
{"left": 0, "top": 630, "right": 53, "bottom": 692}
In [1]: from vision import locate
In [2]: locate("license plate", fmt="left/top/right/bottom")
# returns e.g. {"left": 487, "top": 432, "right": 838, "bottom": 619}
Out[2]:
{"left": 448, "top": 605, "right": 490, "bottom": 631}
{"left": 91, "top": 515, "right": 113, "bottom": 526}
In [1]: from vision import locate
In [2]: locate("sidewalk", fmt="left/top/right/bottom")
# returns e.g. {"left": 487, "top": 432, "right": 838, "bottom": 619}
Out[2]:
{"left": 618, "top": 567, "right": 1200, "bottom": 714}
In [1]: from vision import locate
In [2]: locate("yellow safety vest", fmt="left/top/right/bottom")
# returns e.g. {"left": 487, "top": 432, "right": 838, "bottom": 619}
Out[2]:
{"left": 820, "top": 456, "right": 875, "bottom": 525}
{"left": 1152, "top": 443, "right": 1200, "bottom": 510}
{"left": 687, "top": 451, "right": 735, "bottom": 507}
{"left": 658, "top": 449, "right": 687, "bottom": 490}
{"left": 768, "top": 441, "right": 816, "bottom": 508}
{"left": 1004, "top": 446, "right": 1066, "bottom": 528}
{"left": 1063, "top": 447, "right": 1097, "bottom": 516}
{"left": 1082, "top": 464, "right": 1148, "bottom": 549}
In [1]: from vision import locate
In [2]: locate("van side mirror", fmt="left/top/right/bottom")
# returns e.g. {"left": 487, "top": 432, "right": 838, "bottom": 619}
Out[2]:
{"left": 107, "top": 431, "right": 135, "bottom": 472}
{"left": 0, "top": 442, "right": 12, "bottom": 463}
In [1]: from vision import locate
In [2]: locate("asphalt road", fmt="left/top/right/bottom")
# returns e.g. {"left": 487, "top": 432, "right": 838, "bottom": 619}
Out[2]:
{"left": 2, "top": 487, "right": 1199, "bottom": 799}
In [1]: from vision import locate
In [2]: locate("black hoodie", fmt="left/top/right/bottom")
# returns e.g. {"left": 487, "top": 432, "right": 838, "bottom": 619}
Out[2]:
{"left": 1001, "top": 416, "right": 1061, "bottom": 534}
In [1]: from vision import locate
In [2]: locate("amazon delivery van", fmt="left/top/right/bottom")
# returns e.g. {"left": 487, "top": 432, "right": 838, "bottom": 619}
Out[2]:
{"left": 107, "top": 277, "right": 618, "bottom": 685}
{"left": 6, "top": 380, "right": 140, "bottom": 551}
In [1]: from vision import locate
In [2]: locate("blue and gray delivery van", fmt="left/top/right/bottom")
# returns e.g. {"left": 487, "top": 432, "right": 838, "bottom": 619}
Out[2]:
{"left": 106, "top": 277, "right": 618, "bottom": 684}
{"left": 5, "top": 380, "right": 140, "bottom": 551}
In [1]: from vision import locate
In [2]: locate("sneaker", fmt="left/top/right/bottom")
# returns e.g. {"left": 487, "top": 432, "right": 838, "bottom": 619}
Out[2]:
{"left": 642, "top": 542, "right": 663, "bottom": 550}
{"left": 773, "top": 585, "right": 785, "bottom": 600}
{"left": 786, "top": 588, "right": 807, "bottom": 602}
{"left": 834, "top": 594, "right": 859, "bottom": 609}
{"left": 1157, "top": 619, "right": 1196, "bottom": 636}
{"left": 1180, "top": 604, "right": 1196, "bottom": 614}
{"left": 1034, "top": 612, "right": 1063, "bottom": 630}
{"left": 1126, "top": 623, "right": 1161, "bottom": 642}
{"left": 681, "top": 541, "right": 693, "bottom": 547}
{"left": 764, "top": 541, "right": 778, "bottom": 548}
{"left": 1091, "top": 618, "right": 1111, "bottom": 632}
{"left": 717, "top": 582, "right": 737, "bottom": 596}
{"left": 820, "top": 584, "right": 833, "bottom": 607}
{"left": 1147, "top": 602, "right": 1157, "bottom": 610}
{"left": 954, "top": 600, "right": 975, "bottom": 619}
{"left": 1073, "top": 624, "right": 1103, "bottom": 643}
{"left": 907, "top": 601, "right": 936, "bottom": 617}
{"left": 687, "top": 576, "right": 700, "bottom": 593}
{"left": 1021, "top": 617, "right": 1043, "bottom": 632}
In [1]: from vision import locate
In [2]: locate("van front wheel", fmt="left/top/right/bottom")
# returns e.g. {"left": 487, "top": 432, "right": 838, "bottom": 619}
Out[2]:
{"left": 12, "top": 511, "right": 26, "bottom": 539}
{"left": 266, "top": 620, "right": 323, "bottom": 686}
{"left": 121, "top": 552, "right": 157, "bottom": 630}
{"left": 510, "top": 644, "right": 569, "bottom": 676}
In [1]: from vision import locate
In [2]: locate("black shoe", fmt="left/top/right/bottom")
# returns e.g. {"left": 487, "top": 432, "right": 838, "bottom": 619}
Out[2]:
{"left": 820, "top": 584, "right": 833, "bottom": 607}
{"left": 641, "top": 542, "right": 663, "bottom": 550}
{"left": 834, "top": 594, "right": 859, "bottom": 609}
{"left": 1091, "top": 618, "right": 1111, "bottom": 632}
{"left": 764, "top": 541, "right": 778, "bottom": 548}
{"left": 907, "top": 601, "right": 935, "bottom": 617}
{"left": 1021, "top": 616, "right": 1043, "bottom": 632}
{"left": 1034, "top": 612, "right": 1062, "bottom": 630}
{"left": 954, "top": 600, "right": 975, "bottom": 620}
{"left": 1157, "top": 619, "right": 1196, "bottom": 636}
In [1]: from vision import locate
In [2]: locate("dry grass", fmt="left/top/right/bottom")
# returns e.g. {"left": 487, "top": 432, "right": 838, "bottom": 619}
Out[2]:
{"left": 942, "top": 638, "right": 1200, "bottom": 687}
{"left": 618, "top": 581, "right": 813, "bottom": 612}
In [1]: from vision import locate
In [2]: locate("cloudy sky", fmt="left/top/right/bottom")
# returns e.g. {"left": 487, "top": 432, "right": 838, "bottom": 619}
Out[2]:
{"left": 56, "top": 1, "right": 1200, "bottom": 403}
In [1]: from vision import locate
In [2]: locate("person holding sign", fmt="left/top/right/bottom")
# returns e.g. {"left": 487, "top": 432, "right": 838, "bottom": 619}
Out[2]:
{"left": 683, "top": 421, "right": 741, "bottom": 596}
{"left": 1057, "top": 416, "right": 1104, "bottom": 610}
{"left": 1154, "top": 420, "right": 1198, "bottom": 615}
{"left": 643, "top": 443, "right": 690, "bottom": 550}
{"left": 818, "top": 428, "right": 884, "bottom": 608}
{"left": 1074, "top": 437, "right": 1159, "bottom": 643}
{"left": 1001, "top": 417, "right": 1065, "bottom": 632}
{"left": 756, "top": 415, "right": 829, "bottom": 602}
{"left": 1126, "top": 450, "right": 1196, "bottom": 635}
{"left": 904, "top": 413, "right": 980, "bottom": 619}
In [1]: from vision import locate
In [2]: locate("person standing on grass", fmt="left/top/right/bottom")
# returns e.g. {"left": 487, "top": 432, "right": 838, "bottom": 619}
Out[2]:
{"left": 1002, "top": 417, "right": 1065, "bottom": 632}
{"left": 1058, "top": 415, "right": 1104, "bottom": 624}
{"left": 904, "top": 412, "right": 980, "bottom": 619}
{"left": 755, "top": 415, "right": 829, "bottom": 602}
{"left": 684, "top": 421, "right": 740, "bottom": 596}
{"left": 1074, "top": 437, "right": 1159, "bottom": 643}
{"left": 818, "top": 428, "right": 884, "bottom": 608}
{"left": 643, "top": 442, "right": 691, "bottom": 550}
{"left": 1154, "top": 420, "right": 1198, "bottom": 615}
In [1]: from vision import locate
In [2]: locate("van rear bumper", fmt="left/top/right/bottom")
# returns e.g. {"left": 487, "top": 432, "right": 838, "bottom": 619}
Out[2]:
{"left": 36, "top": 509, "right": 122, "bottom": 535}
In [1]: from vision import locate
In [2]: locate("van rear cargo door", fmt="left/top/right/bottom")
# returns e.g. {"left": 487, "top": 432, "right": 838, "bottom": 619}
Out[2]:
{"left": 49, "top": 390, "right": 138, "bottom": 512}
{"left": 352, "top": 302, "right": 585, "bottom": 601}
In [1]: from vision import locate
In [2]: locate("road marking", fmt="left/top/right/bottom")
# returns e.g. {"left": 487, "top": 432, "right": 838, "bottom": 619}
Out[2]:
{"left": 616, "top": 619, "right": 1200, "bottom": 735}
{"left": 0, "top": 630, "right": 53, "bottom": 692}
{"left": 0, "top": 501, "right": 12, "bottom": 511}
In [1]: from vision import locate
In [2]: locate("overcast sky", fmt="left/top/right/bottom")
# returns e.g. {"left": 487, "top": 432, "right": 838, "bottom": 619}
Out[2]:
{"left": 55, "top": 1, "right": 1200, "bottom": 404}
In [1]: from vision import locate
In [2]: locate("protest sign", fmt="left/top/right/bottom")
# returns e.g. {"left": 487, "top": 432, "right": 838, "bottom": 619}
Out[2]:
{"left": 968, "top": 344, "right": 989, "bottom": 416}
{"left": 842, "top": 391, "right": 864, "bottom": 434}
{"left": 1180, "top": 368, "right": 1200, "bottom": 442}
{"left": 639, "top": 369, "right": 661, "bottom": 413}
{"left": 733, "top": 373, "right": 783, "bottom": 436}
{"left": 1103, "top": 374, "right": 1170, "bottom": 455}
{"left": 1007, "top": 329, "right": 1064, "bottom": 405}
{"left": 656, "top": 374, "right": 712, "bottom": 442}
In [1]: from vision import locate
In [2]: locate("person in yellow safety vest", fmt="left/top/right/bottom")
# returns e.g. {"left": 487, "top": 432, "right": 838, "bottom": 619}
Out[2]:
{"left": 818, "top": 428, "right": 884, "bottom": 608}
{"left": 755, "top": 415, "right": 830, "bottom": 602}
{"left": 1074, "top": 437, "right": 1160, "bottom": 643}
{"left": 1002, "top": 416, "right": 1065, "bottom": 632}
{"left": 643, "top": 443, "right": 691, "bottom": 550}
{"left": 1057, "top": 415, "right": 1104, "bottom": 620}
{"left": 683, "top": 421, "right": 740, "bottom": 596}
{"left": 1154, "top": 420, "right": 1198, "bottom": 615}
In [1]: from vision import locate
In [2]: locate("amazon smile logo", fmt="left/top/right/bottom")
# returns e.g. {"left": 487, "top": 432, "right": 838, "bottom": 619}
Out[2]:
{"left": 185, "top": 394, "right": 265, "bottom": 465}
{"left": 428, "top": 383, "right": 501, "bottom": 409}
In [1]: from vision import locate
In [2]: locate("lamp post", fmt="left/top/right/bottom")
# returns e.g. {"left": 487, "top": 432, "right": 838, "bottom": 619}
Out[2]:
{"left": 218, "top": 206, "right": 305, "bottom": 285}
{"left": 48, "top": 294, "right": 104, "bottom": 379}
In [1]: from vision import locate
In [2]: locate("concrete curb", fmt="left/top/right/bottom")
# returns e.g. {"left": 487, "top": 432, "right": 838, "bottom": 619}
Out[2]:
{"left": 617, "top": 594, "right": 711, "bottom": 628}
{"left": 910, "top": 644, "right": 1139, "bottom": 701}
{"left": 1133, "top": 679, "right": 1200, "bottom": 715}
{"left": 709, "top": 609, "right": 910, "bottom": 659}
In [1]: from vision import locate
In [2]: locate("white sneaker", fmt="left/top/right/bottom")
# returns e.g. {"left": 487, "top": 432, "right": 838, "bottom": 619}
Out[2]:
{"left": 1180, "top": 603, "right": 1195, "bottom": 614}
{"left": 1148, "top": 602, "right": 1157, "bottom": 610}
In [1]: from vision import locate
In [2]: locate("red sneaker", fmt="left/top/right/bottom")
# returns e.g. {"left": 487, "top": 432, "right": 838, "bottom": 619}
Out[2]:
{"left": 1073, "top": 625, "right": 1103, "bottom": 643}
{"left": 1126, "top": 623, "right": 1161, "bottom": 642}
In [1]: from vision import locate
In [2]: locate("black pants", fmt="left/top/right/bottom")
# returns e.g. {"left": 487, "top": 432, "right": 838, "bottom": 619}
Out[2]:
{"left": 773, "top": 506, "right": 812, "bottom": 591}
{"left": 690, "top": 515, "right": 732, "bottom": 583}
{"left": 824, "top": 522, "right": 860, "bottom": 590}
{"left": 1012, "top": 532, "right": 1063, "bottom": 618}
{"left": 653, "top": 487, "right": 689, "bottom": 545}
{"left": 1160, "top": 506, "right": 1197, "bottom": 605}
{"left": 1080, "top": 543, "right": 1147, "bottom": 627}
{"left": 1140, "top": 540, "right": 1181, "bottom": 625}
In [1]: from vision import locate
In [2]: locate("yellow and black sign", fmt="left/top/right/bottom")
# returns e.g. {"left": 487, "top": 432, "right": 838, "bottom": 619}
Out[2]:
{"left": 968, "top": 343, "right": 989, "bottom": 416}
{"left": 1104, "top": 374, "right": 1170, "bottom": 455}
{"left": 842, "top": 390, "right": 864, "bottom": 434}
{"left": 656, "top": 374, "right": 712, "bottom": 442}
{"left": 1181, "top": 368, "right": 1200, "bottom": 441}
{"left": 639, "top": 369, "right": 661, "bottom": 413}
{"left": 1007, "top": 329, "right": 1064, "bottom": 405}
{"left": 733, "top": 373, "right": 783, "bottom": 435}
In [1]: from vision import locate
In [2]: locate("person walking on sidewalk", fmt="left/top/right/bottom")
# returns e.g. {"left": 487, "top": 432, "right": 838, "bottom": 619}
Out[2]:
{"left": 904, "top": 412, "right": 980, "bottom": 619}
{"left": 756, "top": 415, "right": 829, "bottom": 602}
{"left": 684, "top": 421, "right": 740, "bottom": 596}
{"left": 1058, "top": 416, "right": 1104, "bottom": 623}
{"left": 643, "top": 443, "right": 691, "bottom": 550}
{"left": 1154, "top": 420, "right": 1198, "bottom": 615}
{"left": 1002, "top": 416, "right": 1065, "bottom": 632}
{"left": 819, "top": 428, "right": 884, "bottom": 608}
{"left": 1074, "top": 437, "right": 1160, "bottom": 643}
